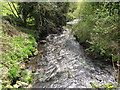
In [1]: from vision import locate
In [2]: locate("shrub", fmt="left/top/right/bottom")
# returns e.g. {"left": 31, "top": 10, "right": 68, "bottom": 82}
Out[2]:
{"left": 72, "top": 2, "right": 119, "bottom": 59}
{"left": 1, "top": 20, "right": 38, "bottom": 88}
{"left": 8, "top": 65, "right": 20, "bottom": 83}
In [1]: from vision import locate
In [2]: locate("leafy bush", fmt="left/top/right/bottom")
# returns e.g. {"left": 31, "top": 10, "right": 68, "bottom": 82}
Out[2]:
{"left": 72, "top": 2, "right": 119, "bottom": 60}
{"left": 1, "top": 20, "right": 38, "bottom": 88}
{"left": 28, "top": 73, "right": 34, "bottom": 83}
{"left": 20, "top": 70, "right": 34, "bottom": 84}
{"left": 8, "top": 65, "right": 20, "bottom": 83}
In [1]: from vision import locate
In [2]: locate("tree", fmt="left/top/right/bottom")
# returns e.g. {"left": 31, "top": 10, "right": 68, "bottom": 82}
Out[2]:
{"left": 72, "top": 2, "right": 120, "bottom": 84}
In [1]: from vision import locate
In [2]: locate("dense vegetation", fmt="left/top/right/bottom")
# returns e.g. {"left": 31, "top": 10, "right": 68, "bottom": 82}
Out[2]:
{"left": 1, "top": 20, "right": 38, "bottom": 88}
{"left": 1, "top": 2, "right": 69, "bottom": 88}
{"left": 1, "top": 1, "right": 120, "bottom": 89}
{"left": 70, "top": 2, "right": 120, "bottom": 84}
{"left": 3, "top": 2, "right": 69, "bottom": 38}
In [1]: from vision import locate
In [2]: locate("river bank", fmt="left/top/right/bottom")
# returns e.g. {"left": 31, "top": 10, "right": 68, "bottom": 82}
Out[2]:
{"left": 0, "top": 20, "right": 38, "bottom": 88}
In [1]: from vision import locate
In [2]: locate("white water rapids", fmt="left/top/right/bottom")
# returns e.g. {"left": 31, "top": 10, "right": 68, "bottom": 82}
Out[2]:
{"left": 30, "top": 27, "right": 117, "bottom": 88}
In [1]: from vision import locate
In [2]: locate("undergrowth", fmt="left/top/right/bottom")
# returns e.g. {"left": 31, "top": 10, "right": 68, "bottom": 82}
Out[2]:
{"left": 0, "top": 20, "right": 38, "bottom": 88}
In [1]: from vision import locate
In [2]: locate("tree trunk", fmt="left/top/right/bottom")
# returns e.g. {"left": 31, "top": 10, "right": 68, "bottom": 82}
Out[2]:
{"left": 11, "top": 2, "right": 22, "bottom": 21}
{"left": 8, "top": 2, "right": 17, "bottom": 18}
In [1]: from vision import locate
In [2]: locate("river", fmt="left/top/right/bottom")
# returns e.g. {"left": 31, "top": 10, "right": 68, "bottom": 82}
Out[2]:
{"left": 29, "top": 27, "right": 117, "bottom": 88}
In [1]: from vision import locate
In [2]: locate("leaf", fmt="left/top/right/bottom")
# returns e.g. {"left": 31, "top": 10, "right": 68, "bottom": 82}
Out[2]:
{"left": 90, "top": 82, "right": 99, "bottom": 88}
{"left": 33, "top": 50, "right": 39, "bottom": 56}
{"left": 40, "top": 40, "right": 47, "bottom": 43}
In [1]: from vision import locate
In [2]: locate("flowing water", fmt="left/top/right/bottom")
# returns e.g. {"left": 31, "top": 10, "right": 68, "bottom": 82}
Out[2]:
{"left": 30, "top": 27, "right": 117, "bottom": 88}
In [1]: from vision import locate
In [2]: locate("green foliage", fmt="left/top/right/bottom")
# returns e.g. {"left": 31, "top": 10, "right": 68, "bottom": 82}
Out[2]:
{"left": 40, "top": 40, "right": 47, "bottom": 43}
{"left": 2, "top": 2, "right": 70, "bottom": 36}
{"left": 112, "top": 55, "right": 118, "bottom": 63}
{"left": 0, "top": 80, "right": 2, "bottom": 90}
{"left": 1, "top": 20, "right": 37, "bottom": 88}
{"left": 104, "top": 83, "right": 116, "bottom": 89}
{"left": 28, "top": 73, "right": 34, "bottom": 83}
{"left": 28, "top": 35, "right": 37, "bottom": 47}
{"left": 20, "top": 70, "right": 34, "bottom": 84}
{"left": 2, "top": 36, "right": 37, "bottom": 64}
{"left": 8, "top": 65, "right": 20, "bottom": 82}
{"left": 90, "top": 82, "right": 116, "bottom": 89}
{"left": 5, "top": 35, "right": 37, "bottom": 84}
{"left": 72, "top": 2, "right": 120, "bottom": 60}
{"left": 20, "top": 70, "right": 28, "bottom": 83}
{"left": 21, "top": 70, "right": 28, "bottom": 76}
{"left": 67, "top": 3, "right": 80, "bottom": 21}
{"left": 2, "top": 2, "right": 18, "bottom": 16}
{"left": 17, "top": 27, "right": 41, "bottom": 39}
{"left": 90, "top": 82, "right": 99, "bottom": 88}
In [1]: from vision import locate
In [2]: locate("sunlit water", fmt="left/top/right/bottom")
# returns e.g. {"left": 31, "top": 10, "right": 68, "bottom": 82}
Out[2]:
{"left": 30, "top": 27, "right": 117, "bottom": 88}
